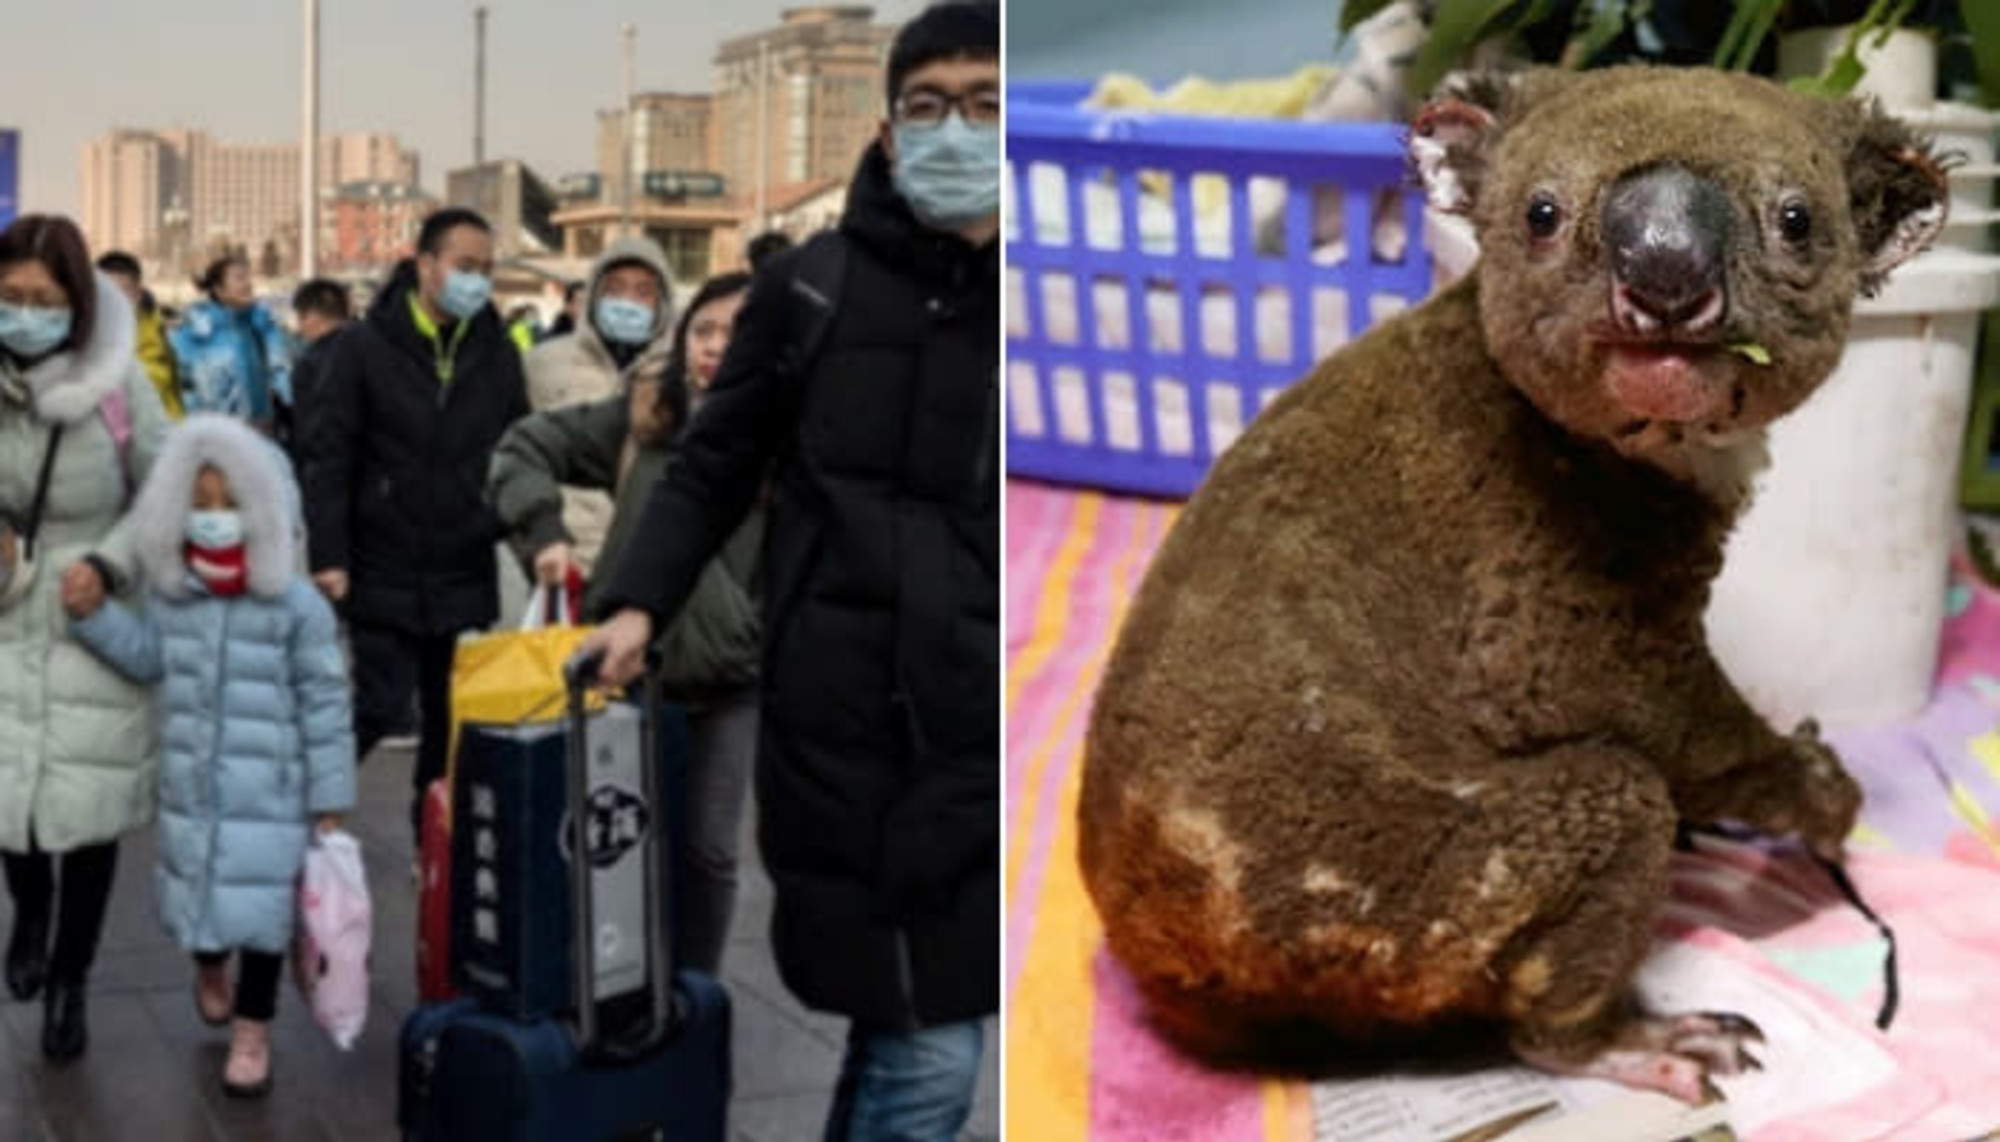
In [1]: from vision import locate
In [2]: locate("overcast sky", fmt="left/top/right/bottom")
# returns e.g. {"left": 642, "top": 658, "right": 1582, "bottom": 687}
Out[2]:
{"left": 0, "top": 0, "right": 930, "bottom": 217}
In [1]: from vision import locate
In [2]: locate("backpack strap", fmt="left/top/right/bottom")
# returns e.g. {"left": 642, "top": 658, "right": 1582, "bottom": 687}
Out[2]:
{"left": 783, "top": 235, "right": 848, "bottom": 382}
{"left": 97, "top": 387, "right": 134, "bottom": 500}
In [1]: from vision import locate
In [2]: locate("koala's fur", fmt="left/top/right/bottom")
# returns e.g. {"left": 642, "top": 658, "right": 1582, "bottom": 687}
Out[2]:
{"left": 1078, "top": 68, "right": 1946, "bottom": 1069}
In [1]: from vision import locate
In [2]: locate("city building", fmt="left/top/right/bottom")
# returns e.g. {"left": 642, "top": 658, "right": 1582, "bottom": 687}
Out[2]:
{"left": 712, "top": 6, "right": 895, "bottom": 228}
{"left": 323, "top": 181, "right": 436, "bottom": 273}
{"left": 763, "top": 178, "right": 846, "bottom": 241}
{"left": 78, "top": 128, "right": 419, "bottom": 274}
{"left": 550, "top": 170, "right": 739, "bottom": 284}
{"left": 446, "top": 159, "right": 561, "bottom": 259}
{"left": 597, "top": 92, "right": 715, "bottom": 213}
{"left": 81, "top": 130, "right": 174, "bottom": 259}
{"left": 320, "top": 132, "right": 420, "bottom": 191}
{"left": 164, "top": 129, "right": 298, "bottom": 269}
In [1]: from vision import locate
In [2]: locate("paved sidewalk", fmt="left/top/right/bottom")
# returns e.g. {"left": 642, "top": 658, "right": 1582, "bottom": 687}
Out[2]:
{"left": 1, "top": 743, "right": 998, "bottom": 1141}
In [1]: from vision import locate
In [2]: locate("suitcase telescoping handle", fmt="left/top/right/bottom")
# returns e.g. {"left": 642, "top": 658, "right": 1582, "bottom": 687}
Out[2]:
{"left": 562, "top": 649, "right": 674, "bottom": 1061}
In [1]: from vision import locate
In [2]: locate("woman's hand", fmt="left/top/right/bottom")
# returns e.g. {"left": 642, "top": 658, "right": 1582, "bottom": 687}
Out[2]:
{"left": 533, "top": 542, "right": 575, "bottom": 587}
{"left": 60, "top": 561, "right": 107, "bottom": 619}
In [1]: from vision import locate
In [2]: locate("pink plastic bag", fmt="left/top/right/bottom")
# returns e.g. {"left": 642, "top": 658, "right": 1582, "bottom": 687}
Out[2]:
{"left": 293, "top": 830, "right": 371, "bottom": 1050}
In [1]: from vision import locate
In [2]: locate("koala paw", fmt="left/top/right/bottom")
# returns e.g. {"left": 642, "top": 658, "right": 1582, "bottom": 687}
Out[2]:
{"left": 1779, "top": 721, "right": 1862, "bottom": 862}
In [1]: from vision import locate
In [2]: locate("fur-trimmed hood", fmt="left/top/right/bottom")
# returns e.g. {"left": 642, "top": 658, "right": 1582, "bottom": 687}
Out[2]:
{"left": 0, "top": 271, "right": 139, "bottom": 424}
{"left": 131, "top": 414, "right": 299, "bottom": 599}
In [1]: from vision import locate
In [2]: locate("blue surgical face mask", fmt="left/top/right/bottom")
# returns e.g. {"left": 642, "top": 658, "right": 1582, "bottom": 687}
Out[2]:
{"left": 186, "top": 509, "right": 244, "bottom": 550}
{"left": 594, "top": 296, "right": 659, "bottom": 347}
{"left": 891, "top": 114, "right": 1001, "bottom": 230}
{"left": 0, "top": 304, "right": 74, "bottom": 359}
{"left": 439, "top": 270, "right": 493, "bottom": 321}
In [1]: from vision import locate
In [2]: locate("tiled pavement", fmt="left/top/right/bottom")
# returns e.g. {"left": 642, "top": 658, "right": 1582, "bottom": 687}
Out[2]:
{"left": 0, "top": 742, "right": 999, "bottom": 1141}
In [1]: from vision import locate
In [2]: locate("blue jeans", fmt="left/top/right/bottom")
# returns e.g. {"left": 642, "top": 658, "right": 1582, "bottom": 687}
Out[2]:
{"left": 822, "top": 1019, "right": 984, "bottom": 1142}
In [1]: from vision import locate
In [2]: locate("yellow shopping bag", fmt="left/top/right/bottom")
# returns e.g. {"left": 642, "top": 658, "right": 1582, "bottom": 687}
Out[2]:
{"left": 446, "top": 585, "right": 600, "bottom": 789}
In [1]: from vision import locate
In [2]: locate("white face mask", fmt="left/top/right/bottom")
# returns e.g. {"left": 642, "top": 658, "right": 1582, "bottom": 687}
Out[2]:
{"left": 595, "top": 296, "right": 658, "bottom": 346}
{"left": 0, "top": 304, "right": 73, "bottom": 359}
{"left": 439, "top": 270, "right": 493, "bottom": 321}
{"left": 892, "top": 114, "right": 1001, "bottom": 229}
{"left": 185, "top": 510, "right": 244, "bottom": 550}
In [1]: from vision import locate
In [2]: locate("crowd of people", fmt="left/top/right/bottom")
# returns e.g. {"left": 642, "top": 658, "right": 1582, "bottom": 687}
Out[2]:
{"left": 0, "top": 1, "right": 997, "bottom": 1138}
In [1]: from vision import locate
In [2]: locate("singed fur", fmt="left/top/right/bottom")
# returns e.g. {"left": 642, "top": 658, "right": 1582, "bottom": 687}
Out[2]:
{"left": 1077, "top": 67, "right": 1946, "bottom": 1068}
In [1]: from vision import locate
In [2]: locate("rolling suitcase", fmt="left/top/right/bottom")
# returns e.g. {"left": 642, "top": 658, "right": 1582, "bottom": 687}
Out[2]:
{"left": 397, "top": 655, "right": 730, "bottom": 1142}
{"left": 449, "top": 695, "right": 690, "bottom": 1018}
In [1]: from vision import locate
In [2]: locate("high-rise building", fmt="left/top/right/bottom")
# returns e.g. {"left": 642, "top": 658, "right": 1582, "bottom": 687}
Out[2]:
{"left": 78, "top": 129, "right": 420, "bottom": 273}
{"left": 180, "top": 132, "right": 299, "bottom": 265}
{"left": 320, "top": 133, "right": 421, "bottom": 192}
{"left": 597, "top": 93, "right": 716, "bottom": 210}
{"left": 80, "top": 130, "right": 172, "bottom": 258}
{"left": 713, "top": 7, "right": 895, "bottom": 224}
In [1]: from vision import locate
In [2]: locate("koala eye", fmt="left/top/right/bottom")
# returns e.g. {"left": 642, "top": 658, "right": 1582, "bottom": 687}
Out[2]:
{"left": 1526, "top": 196, "right": 1563, "bottom": 239}
{"left": 1780, "top": 200, "right": 1813, "bottom": 244}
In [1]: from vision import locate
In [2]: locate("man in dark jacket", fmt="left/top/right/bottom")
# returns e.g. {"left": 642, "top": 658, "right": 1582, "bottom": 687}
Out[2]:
{"left": 278, "top": 277, "right": 351, "bottom": 462}
{"left": 298, "top": 208, "right": 529, "bottom": 837}
{"left": 582, "top": 3, "right": 998, "bottom": 1138}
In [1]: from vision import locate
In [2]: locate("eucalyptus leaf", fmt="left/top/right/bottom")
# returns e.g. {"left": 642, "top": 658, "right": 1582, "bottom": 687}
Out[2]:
{"left": 1818, "top": 53, "right": 1869, "bottom": 96}
{"left": 1517, "top": 0, "right": 1569, "bottom": 28}
{"left": 1728, "top": 0, "right": 1784, "bottom": 72}
{"left": 1338, "top": 0, "right": 1403, "bottom": 34}
{"left": 1793, "top": 0, "right": 1920, "bottom": 99}
{"left": 1406, "top": 0, "right": 1517, "bottom": 100}
{"left": 1572, "top": 0, "right": 1630, "bottom": 69}
{"left": 1962, "top": 0, "right": 2000, "bottom": 106}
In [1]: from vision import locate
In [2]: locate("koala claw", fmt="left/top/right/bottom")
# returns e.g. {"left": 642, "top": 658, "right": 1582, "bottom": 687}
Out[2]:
{"left": 1517, "top": 1010, "right": 1766, "bottom": 1104}
{"left": 1684, "top": 1011, "right": 1765, "bottom": 1044}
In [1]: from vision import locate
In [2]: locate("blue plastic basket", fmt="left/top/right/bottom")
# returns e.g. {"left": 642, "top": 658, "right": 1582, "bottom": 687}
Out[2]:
{"left": 1005, "top": 80, "right": 1436, "bottom": 498}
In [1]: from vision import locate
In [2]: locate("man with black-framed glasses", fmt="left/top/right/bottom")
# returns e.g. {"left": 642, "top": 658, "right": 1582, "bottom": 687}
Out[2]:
{"left": 579, "top": 3, "right": 999, "bottom": 1139}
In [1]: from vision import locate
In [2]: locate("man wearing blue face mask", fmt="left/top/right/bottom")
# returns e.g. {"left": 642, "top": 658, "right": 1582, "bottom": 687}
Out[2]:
{"left": 296, "top": 207, "right": 530, "bottom": 843}
{"left": 578, "top": 3, "right": 998, "bottom": 1139}
{"left": 520, "top": 236, "right": 676, "bottom": 581}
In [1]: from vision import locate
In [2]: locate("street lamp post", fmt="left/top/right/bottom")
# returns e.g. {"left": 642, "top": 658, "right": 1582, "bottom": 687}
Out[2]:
{"left": 475, "top": 5, "right": 489, "bottom": 167}
{"left": 302, "top": 0, "right": 320, "bottom": 279}
{"left": 754, "top": 39, "right": 770, "bottom": 235}
{"left": 621, "top": 23, "right": 636, "bottom": 240}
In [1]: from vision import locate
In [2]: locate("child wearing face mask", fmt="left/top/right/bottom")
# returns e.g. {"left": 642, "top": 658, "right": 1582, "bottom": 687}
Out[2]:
{"left": 62, "top": 414, "right": 354, "bottom": 1101}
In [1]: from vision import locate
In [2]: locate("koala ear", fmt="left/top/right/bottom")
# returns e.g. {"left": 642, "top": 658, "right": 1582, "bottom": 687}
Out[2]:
{"left": 1847, "top": 103, "right": 1949, "bottom": 289}
{"left": 1409, "top": 72, "right": 1516, "bottom": 215}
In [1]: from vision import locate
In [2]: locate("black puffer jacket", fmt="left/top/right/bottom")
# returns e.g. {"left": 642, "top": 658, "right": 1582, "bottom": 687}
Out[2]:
{"left": 603, "top": 143, "right": 999, "bottom": 1029}
{"left": 299, "top": 262, "right": 529, "bottom": 636}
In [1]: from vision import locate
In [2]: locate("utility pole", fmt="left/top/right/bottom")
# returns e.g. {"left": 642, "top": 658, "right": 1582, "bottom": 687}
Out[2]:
{"left": 301, "top": 0, "right": 320, "bottom": 278}
{"left": 475, "top": 5, "right": 489, "bottom": 167}
{"left": 753, "top": 38, "right": 770, "bottom": 235}
{"left": 621, "top": 23, "right": 636, "bottom": 239}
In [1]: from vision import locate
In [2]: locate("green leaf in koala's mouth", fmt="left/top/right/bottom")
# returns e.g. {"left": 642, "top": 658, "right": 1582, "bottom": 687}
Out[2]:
{"left": 1729, "top": 342, "right": 1774, "bottom": 366}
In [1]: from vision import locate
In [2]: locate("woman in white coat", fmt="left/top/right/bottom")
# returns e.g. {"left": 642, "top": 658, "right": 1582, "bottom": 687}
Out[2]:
{"left": 0, "top": 215, "right": 169, "bottom": 1063}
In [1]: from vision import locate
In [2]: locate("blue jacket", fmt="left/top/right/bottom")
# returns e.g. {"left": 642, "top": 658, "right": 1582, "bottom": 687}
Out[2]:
{"left": 69, "top": 415, "right": 353, "bottom": 954}
{"left": 169, "top": 299, "right": 293, "bottom": 420}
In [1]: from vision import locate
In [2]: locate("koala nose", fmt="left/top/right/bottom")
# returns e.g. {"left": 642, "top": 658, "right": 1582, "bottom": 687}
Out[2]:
{"left": 1603, "top": 165, "right": 1732, "bottom": 334}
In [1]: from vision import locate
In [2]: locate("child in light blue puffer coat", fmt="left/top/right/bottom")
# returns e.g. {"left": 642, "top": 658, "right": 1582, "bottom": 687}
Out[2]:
{"left": 62, "top": 413, "right": 353, "bottom": 1100}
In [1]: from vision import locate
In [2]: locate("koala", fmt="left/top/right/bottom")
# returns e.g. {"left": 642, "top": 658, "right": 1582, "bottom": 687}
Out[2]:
{"left": 1077, "top": 66, "right": 1947, "bottom": 1101}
